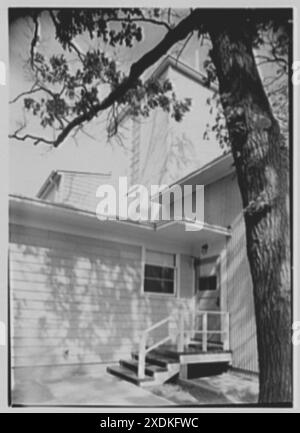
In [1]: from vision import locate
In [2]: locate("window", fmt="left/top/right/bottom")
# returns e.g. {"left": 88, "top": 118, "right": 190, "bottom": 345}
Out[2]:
{"left": 198, "top": 276, "right": 217, "bottom": 291}
{"left": 143, "top": 250, "right": 176, "bottom": 295}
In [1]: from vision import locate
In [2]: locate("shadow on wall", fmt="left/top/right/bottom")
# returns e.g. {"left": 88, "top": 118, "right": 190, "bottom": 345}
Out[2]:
{"left": 10, "top": 225, "right": 184, "bottom": 388}
{"left": 141, "top": 107, "right": 198, "bottom": 188}
{"left": 157, "top": 133, "right": 198, "bottom": 186}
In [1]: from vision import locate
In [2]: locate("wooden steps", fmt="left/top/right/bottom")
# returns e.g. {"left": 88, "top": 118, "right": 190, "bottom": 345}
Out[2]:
{"left": 120, "top": 359, "right": 168, "bottom": 377}
{"left": 107, "top": 348, "right": 180, "bottom": 387}
{"left": 107, "top": 345, "right": 232, "bottom": 387}
{"left": 106, "top": 365, "right": 153, "bottom": 386}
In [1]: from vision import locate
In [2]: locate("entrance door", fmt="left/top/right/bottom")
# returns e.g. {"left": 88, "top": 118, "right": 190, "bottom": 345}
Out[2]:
{"left": 195, "top": 255, "right": 221, "bottom": 343}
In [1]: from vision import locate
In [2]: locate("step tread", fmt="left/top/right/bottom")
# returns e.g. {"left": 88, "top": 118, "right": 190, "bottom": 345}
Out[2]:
{"left": 149, "top": 348, "right": 180, "bottom": 360}
{"left": 132, "top": 352, "right": 179, "bottom": 367}
{"left": 107, "top": 365, "right": 153, "bottom": 384}
{"left": 120, "top": 359, "right": 168, "bottom": 375}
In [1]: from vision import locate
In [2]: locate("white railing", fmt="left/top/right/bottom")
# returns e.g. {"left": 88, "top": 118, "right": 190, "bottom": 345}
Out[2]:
{"left": 178, "top": 310, "right": 230, "bottom": 353}
{"left": 137, "top": 309, "right": 230, "bottom": 379}
{"left": 137, "top": 315, "right": 173, "bottom": 379}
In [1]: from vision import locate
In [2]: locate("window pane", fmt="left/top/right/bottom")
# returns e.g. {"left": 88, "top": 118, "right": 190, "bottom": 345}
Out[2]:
{"left": 145, "top": 265, "right": 174, "bottom": 280}
{"left": 144, "top": 278, "right": 163, "bottom": 293}
{"left": 146, "top": 250, "right": 175, "bottom": 267}
{"left": 161, "top": 267, "right": 174, "bottom": 280}
{"left": 145, "top": 265, "right": 162, "bottom": 278}
{"left": 161, "top": 280, "right": 174, "bottom": 294}
{"left": 198, "top": 276, "right": 217, "bottom": 291}
{"left": 144, "top": 278, "right": 174, "bottom": 294}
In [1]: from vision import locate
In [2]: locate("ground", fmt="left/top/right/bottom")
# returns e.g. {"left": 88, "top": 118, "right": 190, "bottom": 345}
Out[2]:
{"left": 11, "top": 365, "right": 173, "bottom": 407}
{"left": 149, "top": 372, "right": 259, "bottom": 405}
{"left": 11, "top": 365, "right": 258, "bottom": 407}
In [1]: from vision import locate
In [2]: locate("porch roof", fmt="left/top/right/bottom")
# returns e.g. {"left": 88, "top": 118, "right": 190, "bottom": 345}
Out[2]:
{"left": 9, "top": 194, "right": 230, "bottom": 253}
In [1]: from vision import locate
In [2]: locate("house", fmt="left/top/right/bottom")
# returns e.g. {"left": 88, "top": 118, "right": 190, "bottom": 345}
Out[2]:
{"left": 9, "top": 56, "right": 258, "bottom": 389}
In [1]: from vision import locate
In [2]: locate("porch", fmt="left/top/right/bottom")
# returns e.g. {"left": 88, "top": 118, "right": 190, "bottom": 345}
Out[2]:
{"left": 107, "top": 309, "right": 232, "bottom": 386}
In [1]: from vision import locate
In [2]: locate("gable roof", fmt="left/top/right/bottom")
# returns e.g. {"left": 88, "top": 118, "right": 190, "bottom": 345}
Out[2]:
{"left": 37, "top": 169, "right": 112, "bottom": 212}
{"left": 37, "top": 169, "right": 111, "bottom": 199}
{"left": 149, "top": 55, "right": 216, "bottom": 89}
{"left": 172, "top": 152, "right": 234, "bottom": 187}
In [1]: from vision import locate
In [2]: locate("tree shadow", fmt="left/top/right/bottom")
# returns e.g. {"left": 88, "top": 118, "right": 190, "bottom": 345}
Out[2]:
{"left": 10, "top": 224, "right": 186, "bottom": 403}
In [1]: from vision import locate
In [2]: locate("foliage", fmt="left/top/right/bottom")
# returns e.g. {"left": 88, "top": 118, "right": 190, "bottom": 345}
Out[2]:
{"left": 202, "top": 22, "right": 289, "bottom": 152}
{"left": 9, "top": 8, "right": 290, "bottom": 150}
{"left": 10, "top": 8, "right": 190, "bottom": 145}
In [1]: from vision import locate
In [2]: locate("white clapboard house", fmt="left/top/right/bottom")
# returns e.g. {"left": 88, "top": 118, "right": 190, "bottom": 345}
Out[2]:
{"left": 9, "top": 56, "right": 258, "bottom": 387}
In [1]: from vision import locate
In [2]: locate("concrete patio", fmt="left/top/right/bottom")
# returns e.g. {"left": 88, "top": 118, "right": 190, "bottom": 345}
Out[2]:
{"left": 11, "top": 363, "right": 259, "bottom": 407}
{"left": 11, "top": 365, "right": 174, "bottom": 407}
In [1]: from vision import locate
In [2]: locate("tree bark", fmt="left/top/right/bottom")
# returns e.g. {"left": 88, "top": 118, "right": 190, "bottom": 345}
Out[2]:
{"left": 207, "top": 22, "right": 292, "bottom": 404}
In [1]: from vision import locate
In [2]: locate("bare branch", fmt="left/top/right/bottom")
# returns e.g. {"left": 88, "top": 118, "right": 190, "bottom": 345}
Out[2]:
{"left": 30, "top": 13, "right": 40, "bottom": 69}
{"left": 9, "top": 84, "right": 57, "bottom": 104}
{"left": 9, "top": 132, "right": 56, "bottom": 146}
{"left": 256, "top": 54, "right": 288, "bottom": 68}
{"left": 9, "top": 83, "right": 38, "bottom": 104}
{"left": 106, "top": 15, "right": 172, "bottom": 31}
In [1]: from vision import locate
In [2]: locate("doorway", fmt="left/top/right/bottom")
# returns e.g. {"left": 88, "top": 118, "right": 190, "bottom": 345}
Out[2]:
{"left": 195, "top": 255, "right": 222, "bottom": 344}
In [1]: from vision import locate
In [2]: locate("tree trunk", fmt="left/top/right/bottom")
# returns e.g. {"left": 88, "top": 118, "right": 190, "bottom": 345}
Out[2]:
{"left": 207, "top": 22, "right": 292, "bottom": 404}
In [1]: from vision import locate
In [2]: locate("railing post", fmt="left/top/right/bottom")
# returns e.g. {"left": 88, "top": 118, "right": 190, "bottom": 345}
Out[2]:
{"left": 177, "top": 308, "right": 185, "bottom": 352}
{"left": 202, "top": 312, "right": 207, "bottom": 352}
{"left": 223, "top": 312, "right": 230, "bottom": 351}
{"left": 138, "top": 334, "right": 146, "bottom": 379}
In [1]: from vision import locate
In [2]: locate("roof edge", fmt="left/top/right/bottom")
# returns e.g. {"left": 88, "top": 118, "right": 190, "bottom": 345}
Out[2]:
{"left": 36, "top": 170, "right": 60, "bottom": 199}
{"left": 169, "top": 152, "right": 234, "bottom": 188}
{"left": 36, "top": 169, "right": 112, "bottom": 199}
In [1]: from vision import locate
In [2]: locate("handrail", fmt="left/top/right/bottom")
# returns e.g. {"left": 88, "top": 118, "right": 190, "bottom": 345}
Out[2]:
{"left": 178, "top": 310, "right": 230, "bottom": 353}
{"left": 137, "top": 309, "right": 230, "bottom": 379}
{"left": 196, "top": 310, "right": 228, "bottom": 316}
{"left": 144, "top": 316, "right": 172, "bottom": 334}
{"left": 145, "top": 336, "right": 172, "bottom": 354}
{"left": 138, "top": 315, "right": 174, "bottom": 379}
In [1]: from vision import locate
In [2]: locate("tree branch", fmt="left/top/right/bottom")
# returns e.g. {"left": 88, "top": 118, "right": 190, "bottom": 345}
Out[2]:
{"left": 42, "top": 10, "right": 201, "bottom": 147}
{"left": 9, "top": 84, "right": 57, "bottom": 104}
{"left": 30, "top": 13, "right": 40, "bottom": 69}
{"left": 9, "top": 132, "right": 56, "bottom": 145}
{"left": 17, "top": 9, "right": 201, "bottom": 147}
{"left": 105, "top": 16, "right": 172, "bottom": 31}
{"left": 49, "top": 10, "right": 86, "bottom": 63}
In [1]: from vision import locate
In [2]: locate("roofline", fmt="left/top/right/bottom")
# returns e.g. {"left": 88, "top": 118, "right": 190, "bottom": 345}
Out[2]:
{"left": 151, "top": 55, "right": 218, "bottom": 91}
{"left": 36, "top": 169, "right": 112, "bottom": 198}
{"left": 169, "top": 152, "right": 234, "bottom": 188}
{"left": 9, "top": 194, "right": 152, "bottom": 230}
{"left": 9, "top": 194, "right": 230, "bottom": 237}
{"left": 54, "top": 169, "right": 112, "bottom": 176}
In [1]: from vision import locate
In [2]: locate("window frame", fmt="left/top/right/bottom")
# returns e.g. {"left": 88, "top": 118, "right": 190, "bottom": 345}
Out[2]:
{"left": 141, "top": 248, "right": 178, "bottom": 297}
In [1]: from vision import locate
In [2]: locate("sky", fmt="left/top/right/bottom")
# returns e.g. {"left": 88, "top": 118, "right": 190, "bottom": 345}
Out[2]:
{"left": 9, "top": 9, "right": 285, "bottom": 197}
{"left": 9, "top": 9, "right": 205, "bottom": 196}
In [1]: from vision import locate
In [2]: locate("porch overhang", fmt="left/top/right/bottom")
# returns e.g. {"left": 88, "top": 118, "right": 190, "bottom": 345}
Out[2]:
{"left": 154, "top": 219, "right": 231, "bottom": 251}
{"left": 10, "top": 195, "right": 230, "bottom": 254}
